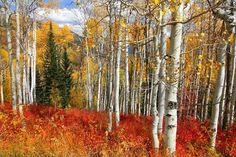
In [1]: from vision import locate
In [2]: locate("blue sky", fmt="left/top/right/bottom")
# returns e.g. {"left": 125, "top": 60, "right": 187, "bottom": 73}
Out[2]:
{"left": 60, "top": 0, "right": 75, "bottom": 8}
{"left": 43, "top": 0, "right": 75, "bottom": 8}
{"left": 38, "top": 0, "right": 85, "bottom": 35}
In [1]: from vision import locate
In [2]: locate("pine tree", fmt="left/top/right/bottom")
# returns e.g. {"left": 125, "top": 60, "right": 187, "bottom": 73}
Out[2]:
{"left": 36, "top": 68, "right": 43, "bottom": 103}
{"left": 42, "top": 22, "right": 59, "bottom": 104}
{"left": 58, "top": 48, "right": 72, "bottom": 108}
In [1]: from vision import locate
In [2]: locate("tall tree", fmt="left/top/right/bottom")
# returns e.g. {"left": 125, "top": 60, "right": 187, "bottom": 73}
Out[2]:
{"left": 3, "top": 0, "right": 17, "bottom": 111}
{"left": 42, "top": 23, "right": 59, "bottom": 105}
{"left": 164, "top": 1, "right": 183, "bottom": 154}
{"left": 15, "top": 0, "right": 22, "bottom": 107}
{"left": 58, "top": 48, "right": 72, "bottom": 108}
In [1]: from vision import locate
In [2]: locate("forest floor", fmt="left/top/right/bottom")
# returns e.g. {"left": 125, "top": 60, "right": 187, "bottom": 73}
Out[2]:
{"left": 0, "top": 104, "right": 235, "bottom": 157}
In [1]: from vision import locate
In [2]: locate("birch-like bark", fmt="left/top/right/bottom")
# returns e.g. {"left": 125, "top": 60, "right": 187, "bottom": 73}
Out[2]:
{"left": 85, "top": 35, "right": 93, "bottom": 110}
{"left": 125, "top": 25, "right": 129, "bottom": 115}
{"left": 5, "top": 4, "right": 17, "bottom": 111}
{"left": 22, "top": 50, "right": 27, "bottom": 105}
{"left": 108, "top": 0, "right": 114, "bottom": 132}
{"left": 97, "top": 46, "right": 102, "bottom": 112}
{"left": 151, "top": 35, "right": 161, "bottom": 149}
{"left": 31, "top": 15, "right": 37, "bottom": 104}
{"left": 158, "top": 2, "right": 168, "bottom": 133}
{"left": 210, "top": 44, "right": 226, "bottom": 148}
{"left": 16, "top": 0, "right": 22, "bottom": 106}
{"left": 114, "top": 33, "right": 122, "bottom": 127}
{"left": 26, "top": 28, "right": 31, "bottom": 104}
{"left": 131, "top": 47, "right": 137, "bottom": 114}
{"left": 219, "top": 80, "right": 226, "bottom": 127}
{"left": 164, "top": 2, "right": 183, "bottom": 154}
{"left": 230, "top": 30, "right": 236, "bottom": 124}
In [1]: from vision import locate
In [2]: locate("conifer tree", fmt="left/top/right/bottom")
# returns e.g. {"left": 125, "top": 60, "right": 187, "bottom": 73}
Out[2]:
{"left": 36, "top": 68, "right": 43, "bottom": 103}
{"left": 42, "top": 22, "right": 59, "bottom": 104}
{"left": 58, "top": 48, "right": 72, "bottom": 108}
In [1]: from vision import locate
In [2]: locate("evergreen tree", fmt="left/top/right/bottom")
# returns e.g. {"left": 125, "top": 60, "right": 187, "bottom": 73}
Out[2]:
{"left": 58, "top": 48, "right": 72, "bottom": 108}
{"left": 36, "top": 68, "right": 43, "bottom": 103}
{"left": 42, "top": 22, "right": 60, "bottom": 104}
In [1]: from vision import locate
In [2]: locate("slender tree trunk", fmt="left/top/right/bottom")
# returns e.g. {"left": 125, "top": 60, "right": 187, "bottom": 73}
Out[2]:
{"left": 26, "top": 28, "right": 31, "bottom": 104}
{"left": 164, "top": 2, "right": 183, "bottom": 154}
{"left": 151, "top": 35, "right": 161, "bottom": 150}
{"left": 230, "top": 29, "right": 236, "bottom": 124}
{"left": 114, "top": 33, "right": 122, "bottom": 127}
{"left": 125, "top": 25, "right": 129, "bottom": 115}
{"left": 223, "top": 44, "right": 231, "bottom": 130}
{"left": 158, "top": 2, "right": 168, "bottom": 133}
{"left": 16, "top": 0, "right": 22, "bottom": 107}
{"left": 144, "top": 89, "right": 147, "bottom": 115}
{"left": 108, "top": 0, "right": 114, "bottom": 132}
{"left": 219, "top": 80, "right": 226, "bottom": 128}
{"left": 97, "top": 46, "right": 102, "bottom": 112}
{"left": 31, "top": 16, "right": 37, "bottom": 104}
{"left": 210, "top": 43, "right": 226, "bottom": 148}
{"left": 5, "top": 6, "right": 17, "bottom": 112}
{"left": 85, "top": 37, "right": 93, "bottom": 110}
{"left": 22, "top": 54, "right": 27, "bottom": 105}
{"left": 131, "top": 47, "right": 137, "bottom": 114}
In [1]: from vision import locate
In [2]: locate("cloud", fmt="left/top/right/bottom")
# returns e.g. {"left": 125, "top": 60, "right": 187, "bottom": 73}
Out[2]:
{"left": 36, "top": 8, "right": 87, "bottom": 35}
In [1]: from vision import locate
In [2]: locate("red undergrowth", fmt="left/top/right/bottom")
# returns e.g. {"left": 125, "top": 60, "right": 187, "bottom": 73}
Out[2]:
{"left": 0, "top": 103, "right": 235, "bottom": 156}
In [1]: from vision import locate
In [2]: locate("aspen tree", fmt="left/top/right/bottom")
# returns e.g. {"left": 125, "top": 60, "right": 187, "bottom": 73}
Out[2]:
{"left": 4, "top": 1, "right": 17, "bottom": 111}
{"left": 164, "top": 1, "right": 183, "bottom": 154}
{"left": 16, "top": 0, "right": 22, "bottom": 106}
{"left": 158, "top": 1, "right": 168, "bottom": 134}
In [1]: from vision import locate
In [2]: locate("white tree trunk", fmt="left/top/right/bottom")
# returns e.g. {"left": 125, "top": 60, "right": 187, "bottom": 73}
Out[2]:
{"left": 16, "top": 0, "right": 22, "bottom": 107}
{"left": 31, "top": 16, "right": 37, "bottom": 103}
{"left": 131, "top": 50, "right": 137, "bottom": 114}
{"left": 26, "top": 28, "right": 31, "bottom": 104}
{"left": 158, "top": 2, "right": 168, "bottom": 134}
{"left": 5, "top": 5, "right": 17, "bottom": 112}
{"left": 85, "top": 37, "right": 93, "bottom": 110}
{"left": 97, "top": 46, "right": 102, "bottom": 112}
{"left": 164, "top": 2, "right": 183, "bottom": 154}
{"left": 114, "top": 33, "right": 122, "bottom": 127}
{"left": 210, "top": 44, "right": 226, "bottom": 148}
{"left": 231, "top": 30, "right": 236, "bottom": 124}
{"left": 108, "top": 0, "right": 114, "bottom": 131}
{"left": 151, "top": 35, "right": 161, "bottom": 149}
{"left": 125, "top": 26, "right": 129, "bottom": 115}
{"left": 219, "top": 80, "right": 226, "bottom": 127}
{"left": 108, "top": 51, "right": 113, "bottom": 131}
{"left": 138, "top": 46, "right": 144, "bottom": 116}
{"left": 22, "top": 53, "right": 27, "bottom": 105}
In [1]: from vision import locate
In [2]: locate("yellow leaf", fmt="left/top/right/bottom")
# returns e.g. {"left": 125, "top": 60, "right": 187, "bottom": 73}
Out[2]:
{"left": 228, "top": 33, "right": 235, "bottom": 43}
{"left": 198, "top": 55, "right": 203, "bottom": 60}
{"left": 120, "top": 21, "right": 126, "bottom": 28}
{"left": 153, "top": 0, "right": 160, "bottom": 5}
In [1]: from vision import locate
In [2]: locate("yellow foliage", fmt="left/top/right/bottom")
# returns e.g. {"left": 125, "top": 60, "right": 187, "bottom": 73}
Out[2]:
{"left": 37, "top": 21, "right": 74, "bottom": 70}
{"left": 228, "top": 33, "right": 235, "bottom": 43}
